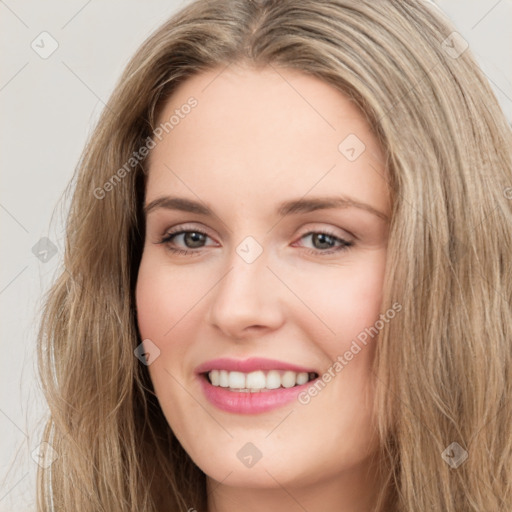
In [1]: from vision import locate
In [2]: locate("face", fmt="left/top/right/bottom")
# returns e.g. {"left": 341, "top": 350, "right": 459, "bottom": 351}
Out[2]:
{"left": 136, "top": 64, "right": 391, "bottom": 497}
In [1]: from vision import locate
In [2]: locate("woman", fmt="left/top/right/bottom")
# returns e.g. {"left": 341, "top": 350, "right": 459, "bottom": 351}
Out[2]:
{"left": 37, "top": 0, "right": 512, "bottom": 510}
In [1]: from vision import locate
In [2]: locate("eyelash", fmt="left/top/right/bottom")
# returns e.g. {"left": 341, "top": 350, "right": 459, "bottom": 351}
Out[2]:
{"left": 157, "top": 227, "right": 353, "bottom": 257}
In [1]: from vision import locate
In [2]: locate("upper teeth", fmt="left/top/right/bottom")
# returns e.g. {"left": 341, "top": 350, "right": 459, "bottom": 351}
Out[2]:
{"left": 208, "top": 370, "right": 314, "bottom": 391}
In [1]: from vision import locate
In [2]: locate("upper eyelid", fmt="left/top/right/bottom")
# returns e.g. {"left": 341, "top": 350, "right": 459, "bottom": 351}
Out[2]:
{"left": 161, "top": 221, "right": 354, "bottom": 238}
{"left": 163, "top": 224, "right": 217, "bottom": 242}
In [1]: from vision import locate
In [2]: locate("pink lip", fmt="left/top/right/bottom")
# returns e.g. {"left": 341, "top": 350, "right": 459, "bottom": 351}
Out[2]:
{"left": 195, "top": 357, "right": 316, "bottom": 374}
{"left": 195, "top": 357, "right": 319, "bottom": 414}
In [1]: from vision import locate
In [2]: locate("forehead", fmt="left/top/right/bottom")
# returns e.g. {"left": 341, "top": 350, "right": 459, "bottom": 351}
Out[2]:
{"left": 145, "top": 65, "right": 389, "bottom": 216}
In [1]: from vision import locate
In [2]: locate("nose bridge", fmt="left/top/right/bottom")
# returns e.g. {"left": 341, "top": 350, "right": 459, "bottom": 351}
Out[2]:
{"left": 218, "top": 241, "right": 272, "bottom": 309}
{"left": 207, "top": 236, "right": 283, "bottom": 335}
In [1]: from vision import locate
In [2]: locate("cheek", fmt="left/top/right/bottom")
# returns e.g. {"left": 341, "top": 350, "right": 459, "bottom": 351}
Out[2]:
{"left": 338, "top": 266, "right": 384, "bottom": 335}
{"left": 134, "top": 257, "right": 199, "bottom": 422}
{"left": 292, "top": 252, "right": 386, "bottom": 347}
{"left": 136, "top": 276, "right": 165, "bottom": 343}
{"left": 135, "top": 255, "right": 198, "bottom": 340}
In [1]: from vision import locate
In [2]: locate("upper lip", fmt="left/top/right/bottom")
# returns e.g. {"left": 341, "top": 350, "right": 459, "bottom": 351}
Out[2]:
{"left": 195, "top": 357, "right": 317, "bottom": 375}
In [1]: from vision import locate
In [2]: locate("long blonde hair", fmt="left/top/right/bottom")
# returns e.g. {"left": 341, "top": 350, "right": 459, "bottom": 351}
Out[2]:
{"left": 37, "top": 0, "right": 512, "bottom": 510}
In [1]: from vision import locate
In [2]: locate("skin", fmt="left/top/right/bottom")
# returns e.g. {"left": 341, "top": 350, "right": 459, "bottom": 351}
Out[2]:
{"left": 135, "top": 63, "right": 391, "bottom": 512}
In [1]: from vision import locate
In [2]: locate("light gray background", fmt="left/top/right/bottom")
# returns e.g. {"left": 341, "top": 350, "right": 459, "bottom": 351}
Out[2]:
{"left": 1, "top": 1, "right": 511, "bottom": 510}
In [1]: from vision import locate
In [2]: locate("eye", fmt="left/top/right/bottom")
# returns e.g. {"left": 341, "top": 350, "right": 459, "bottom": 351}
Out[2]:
{"left": 155, "top": 227, "right": 353, "bottom": 257}
{"left": 295, "top": 230, "right": 353, "bottom": 256}
{"left": 157, "top": 228, "right": 215, "bottom": 256}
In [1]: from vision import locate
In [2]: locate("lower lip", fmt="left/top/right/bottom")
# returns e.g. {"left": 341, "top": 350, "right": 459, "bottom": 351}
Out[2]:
{"left": 198, "top": 374, "right": 317, "bottom": 414}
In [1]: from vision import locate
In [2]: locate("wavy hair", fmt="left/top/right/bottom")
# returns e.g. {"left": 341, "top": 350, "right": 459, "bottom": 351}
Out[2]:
{"left": 37, "top": 0, "right": 512, "bottom": 510}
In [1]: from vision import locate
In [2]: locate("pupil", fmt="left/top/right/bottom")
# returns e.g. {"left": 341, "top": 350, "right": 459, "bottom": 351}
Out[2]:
{"left": 314, "top": 233, "right": 334, "bottom": 249}
{"left": 185, "top": 232, "right": 205, "bottom": 248}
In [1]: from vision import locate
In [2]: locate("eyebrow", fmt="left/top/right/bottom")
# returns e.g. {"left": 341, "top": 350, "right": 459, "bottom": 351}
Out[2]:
{"left": 143, "top": 195, "right": 389, "bottom": 221}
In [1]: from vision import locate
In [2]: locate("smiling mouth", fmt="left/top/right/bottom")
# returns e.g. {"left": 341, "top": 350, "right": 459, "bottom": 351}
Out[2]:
{"left": 203, "top": 369, "right": 319, "bottom": 392}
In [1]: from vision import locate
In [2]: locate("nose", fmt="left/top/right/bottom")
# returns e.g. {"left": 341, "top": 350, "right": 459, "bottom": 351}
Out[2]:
{"left": 205, "top": 246, "right": 285, "bottom": 339}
